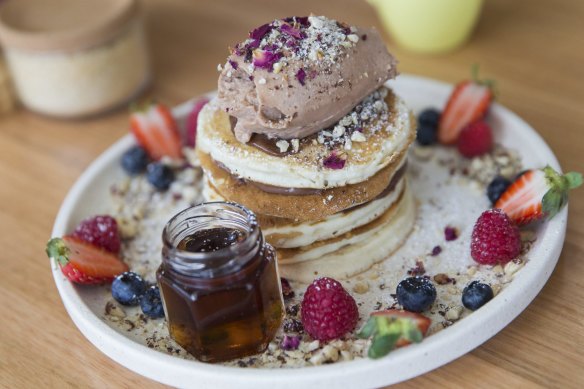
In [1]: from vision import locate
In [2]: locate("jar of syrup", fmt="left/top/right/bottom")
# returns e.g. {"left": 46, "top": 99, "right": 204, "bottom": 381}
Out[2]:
{"left": 157, "top": 202, "right": 284, "bottom": 362}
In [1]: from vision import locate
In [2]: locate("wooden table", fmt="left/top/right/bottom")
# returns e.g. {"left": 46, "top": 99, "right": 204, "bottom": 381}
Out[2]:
{"left": 1, "top": 0, "right": 583, "bottom": 387}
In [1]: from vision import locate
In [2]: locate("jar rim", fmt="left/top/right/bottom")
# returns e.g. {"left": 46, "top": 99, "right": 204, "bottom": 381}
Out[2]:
{"left": 0, "top": 0, "right": 139, "bottom": 51}
{"left": 162, "top": 202, "right": 261, "bottom": 277}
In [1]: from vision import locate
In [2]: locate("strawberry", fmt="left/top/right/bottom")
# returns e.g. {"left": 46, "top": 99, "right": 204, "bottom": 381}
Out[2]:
{"left": 457, "top": 120, "right": 493, "bottom": 158}
{"left": 357, "top": 309, "right": 431, "bottom": 359}
{"left": 185, "top": 98, "right": 209, "bottom": 148}
{"left": 494, "top": 166, "right": 582, "bottom": 225}
{"left": 438, "top": 67, "right": 495, "bottom": 144}
{"left": 130, "top": 102, "right": 183, "bottom": 160}
{"left": 46, "top": 235, "right": 129, "bottom": 285}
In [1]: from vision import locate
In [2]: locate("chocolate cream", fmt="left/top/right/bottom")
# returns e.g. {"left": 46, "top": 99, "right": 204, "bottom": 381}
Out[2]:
{"left": 217, "top": 16, "right": 398, "bottom": 143}
{"left": 213, "top": 158, "right": 407, "bottom": 199}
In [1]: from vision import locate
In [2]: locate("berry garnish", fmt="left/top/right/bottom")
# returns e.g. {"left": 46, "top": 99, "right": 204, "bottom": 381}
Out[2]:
{"left": 357, "top": 309, "right": 431, "bottom": 359}
{"left": 185, "top": 98, "right": 209, "bottom": 148}
{"left": 438, "top": 66, "right": 495, "bottom": 144}
{"left": 494, "top": 166, "right": 582, "bottom": 225}
{"left": 121, "top": 146, "right": 150, "bottom": 175}
{"left": 146, "top": 162, "right": 175, "bottom": 191}
{"left": 300, "top": 277, "right": 358, "bottom": 341}
{"left": 130, "top": 102, "right": 183, "bottom": 160}
{"left": 456, "top": 120, "right": 493, "bottom": 158}
{"left": 46, "top": 236, "right": 128, "bottom": 285}
{"left": 487, "top": 176, "right": 511, "bottom": 205}
{"left": 72, "top": 215, "right": 121, "bottom": 254}
{"left": 470, "top": 209, "right": 521, "bottom": 265}
{"left": 416, "top": 124, "right": 438, "bottom": 146}
{"left": 396, "top": 277, "right": 437, "bottom": 313}
{"left": 418, "top": 108, "right": 441, "bottom": 128}
{"left": 112, "top": 272, "right": 146, "bottom": 306}
{"left": 462, "top": 281, "right": 494, "bottom": 311}
{"left": 140, "top": 285, "right": 165, "bottom": 319}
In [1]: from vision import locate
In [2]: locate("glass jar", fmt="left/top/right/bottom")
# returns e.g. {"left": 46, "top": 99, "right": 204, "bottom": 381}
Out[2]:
{"left": 157, "top": 202, "right": 284, "bottom": 363}
{"left": 0, "top": 0, "right": 150, "bottom": 118}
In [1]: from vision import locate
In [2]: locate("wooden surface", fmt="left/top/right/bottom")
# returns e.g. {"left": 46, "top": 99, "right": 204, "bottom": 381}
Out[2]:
{"left": 1, "top": 0, "right": 583, "bottom": 387}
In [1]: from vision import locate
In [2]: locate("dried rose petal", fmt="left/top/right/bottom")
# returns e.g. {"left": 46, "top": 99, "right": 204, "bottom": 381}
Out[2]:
{"left": 232, "top": 44, "right": 244, "bottom": 56}
{"left": 247, "top": 39, "right": 260, "bottom": 50}
{"left": 323, "top": 151, "right": 346, "bottom": 169}
{"left": 445, "top": 227, "right": 458, "bottom": 241}
{"left": 296, "top": 16, "right": 309, "bottom": 26}
{"left": 431, "top": 245, "right": 442, "bottom": 256}
{"left": 296, "top": 68, "right": 306, "bottom": 85}
{"left": 228, "top": 60, "right": 238, "bottom": 70}
{"left": 249, "top": 23, "right": 273, "bottom": 41}
{"left": 285, "top": 39, "right": 298, "bottom": 49}
{"left": 185, "top": 98, "right": 209, "bottom": 148}
{"left": 281, "top": 23, "right": 302, "bottom": 39}
{"left": 280, "top": 278, "right": 295, "bottom": 300}
{"left": 281, "top": 335, "right": 301, "bottom": 350}
{"left": 252, "top": 49, "right": 281, "bottom": 70}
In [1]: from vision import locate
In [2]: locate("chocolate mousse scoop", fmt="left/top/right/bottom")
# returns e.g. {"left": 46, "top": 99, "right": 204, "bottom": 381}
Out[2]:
{"left": 217, "top": 15, "right": 398, "bottom": 143}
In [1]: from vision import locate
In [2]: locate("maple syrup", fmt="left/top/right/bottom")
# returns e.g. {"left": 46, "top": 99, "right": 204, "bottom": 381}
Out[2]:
{"left": 157, "top": 202, "right": 284, "bottom": 362}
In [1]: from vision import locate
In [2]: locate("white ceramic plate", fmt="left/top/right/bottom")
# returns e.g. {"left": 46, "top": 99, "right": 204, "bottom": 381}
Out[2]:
{"left": 51, "top": 74, "right": 567, "bottom": 388}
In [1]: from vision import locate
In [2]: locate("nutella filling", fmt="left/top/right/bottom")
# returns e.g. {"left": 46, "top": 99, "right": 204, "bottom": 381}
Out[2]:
{"left": 213, "top": 158, "right": 407, "bottom": 198}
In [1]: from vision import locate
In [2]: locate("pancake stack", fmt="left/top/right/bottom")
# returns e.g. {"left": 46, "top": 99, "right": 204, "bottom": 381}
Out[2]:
{"left": 193, "top": 16, "right": 416, "bottom": 282}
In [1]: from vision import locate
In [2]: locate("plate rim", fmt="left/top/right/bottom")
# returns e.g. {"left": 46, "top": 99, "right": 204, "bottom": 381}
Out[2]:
{"left": 50, "top": 74, "right": 568, "bottom": 389}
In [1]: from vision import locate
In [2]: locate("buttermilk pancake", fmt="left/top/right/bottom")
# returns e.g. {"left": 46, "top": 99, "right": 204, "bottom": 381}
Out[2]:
{"left": 196, "top": 88, "right": 415, "bottom": 220}
{"left": 193, "top": 15, "right": 417, "bottom": 281}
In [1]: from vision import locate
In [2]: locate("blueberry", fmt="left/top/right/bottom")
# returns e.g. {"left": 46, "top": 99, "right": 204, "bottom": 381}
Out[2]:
{"left": 121, "top": 146, "right": 149, "bottom": 175}
{"left": 146, "top": 163, "right": 174, "bottom": 191}
{"left": 487, "top": 176, "right": 511, "bottom": 205}
{"left": 112, "top": 272, "right": 146, "bottom": 306}
{"left": 396, "top": 276, "right": 437, "bottom": 312}
{"left": 462, "top": 281, "right": 494, "bottom": 311}
{"left": 418, "top": 108, "right": 441, "bottom": 128}
{"left": 416, "top": 124, "right": 438, "bottom": 146}
{"left": 140, "top": 285, "right": 165, "bottom": 319}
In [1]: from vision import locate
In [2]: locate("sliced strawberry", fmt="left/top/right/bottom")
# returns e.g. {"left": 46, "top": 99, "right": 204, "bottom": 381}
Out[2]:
{"left": 46, "top": 236, "right": 129, "bottom": 285}
{"left": 494, "top": 166, "right": 582, "bottom": 225}
{"left": 438, "top": 67, "right": 495, "bottom": 144}
{"left": 357, "top": 309, "right": 431, "bottom": 358}
{"left": 185, "top": 98, "right": 209, "bottom": 148}
{"left": 130, "top": 103, "right": 183, "bottom": 160}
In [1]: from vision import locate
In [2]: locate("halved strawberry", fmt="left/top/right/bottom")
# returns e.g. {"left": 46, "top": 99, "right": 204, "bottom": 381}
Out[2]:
{"left": 494, "top": 166, "right": 582, "bottom": 225}
{"left": 130, "top": 103, "right": 183, "bottom": 160}
{"left": 185, "top": 98, "right": 209, "bottom": 148}
{"left": 438, "top": 67, "right": 495, "bottom": 144}
{"left": 357, "top": 309, "right": 431, "bottom": 359}
{"left": 46, "top": 236, "right": 129, "bottom": 285}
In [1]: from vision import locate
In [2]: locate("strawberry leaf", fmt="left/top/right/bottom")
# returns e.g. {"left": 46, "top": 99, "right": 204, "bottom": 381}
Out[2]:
{"left": 542, "top": 166, "right": 582, "bottom": 219}
{"left": 368, "top": 332, "right": 400, "bottom": 359}
{"left": 360, "top": 315, "right": 426, "bottom": 359}
{"left": 46, "top": 238, "right": 70, "bottom": 267}
{"left": 357, "top": 317, "right": 378, "bottom": 339}
{"left": 564, "top": 172, "right": 583, "bottom": 189}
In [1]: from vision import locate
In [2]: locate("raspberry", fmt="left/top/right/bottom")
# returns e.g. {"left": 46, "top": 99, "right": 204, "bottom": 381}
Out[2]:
{"left": 471, "top": 209, "right": 521, "bottom": 265}
{"left": 457, "top": 121, "right": 493, "bottom": 158}
{"left": 73, "top": 215, "right": 121, "bottom": 254}
{"left": 300, "top": 277, "right": 358, "bottom": 341}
